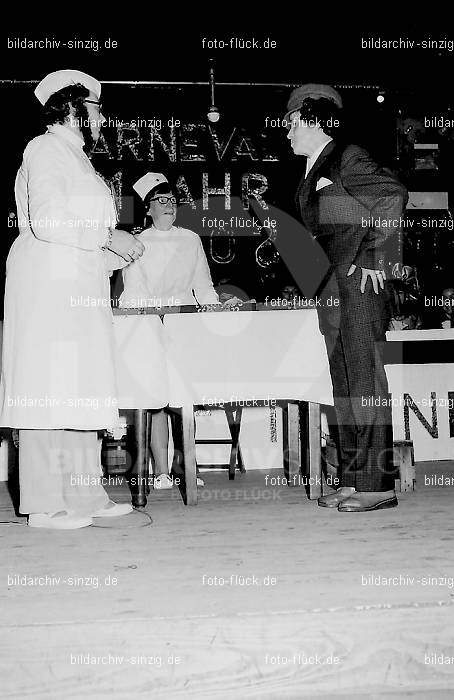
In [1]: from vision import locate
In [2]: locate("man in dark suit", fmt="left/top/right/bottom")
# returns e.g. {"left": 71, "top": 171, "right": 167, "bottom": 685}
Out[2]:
{"left": 285, "top": 84, "right": 408, "bottom": 511}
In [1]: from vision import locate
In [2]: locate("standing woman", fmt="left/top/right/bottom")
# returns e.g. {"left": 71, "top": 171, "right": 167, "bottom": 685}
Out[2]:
{"left": 120, "top": 173, "right": 219, "bottom": 488}
{"left": 0, "top": 70, "right": 144, "bottom": 528}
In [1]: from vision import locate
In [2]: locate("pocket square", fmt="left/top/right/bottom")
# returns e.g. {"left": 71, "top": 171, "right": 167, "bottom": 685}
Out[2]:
{"left": 316, "top": 177, "right": 333, "bottom": 191}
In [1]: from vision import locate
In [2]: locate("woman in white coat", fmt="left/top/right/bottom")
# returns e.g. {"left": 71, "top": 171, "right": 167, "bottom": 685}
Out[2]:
{"left": 120, "top": 173, "right": 219, "bottom": 488}
{"left": 0, "top": 70, "right": 145, "bottom": 528}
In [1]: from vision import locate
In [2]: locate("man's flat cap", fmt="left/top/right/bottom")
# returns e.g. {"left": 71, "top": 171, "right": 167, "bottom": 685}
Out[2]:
{"left": 284, "top": 84, "right": 343, "bottom": 123}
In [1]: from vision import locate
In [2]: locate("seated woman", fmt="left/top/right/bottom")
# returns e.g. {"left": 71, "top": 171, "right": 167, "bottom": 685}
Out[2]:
{"left": 120, "top": 172, "right": 219, "bottom": 488}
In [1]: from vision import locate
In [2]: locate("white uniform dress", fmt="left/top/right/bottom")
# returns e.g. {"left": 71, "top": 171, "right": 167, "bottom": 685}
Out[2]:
{"left": 0, "top": 124, "right": 126, "bottom": 430}
{"left": 117, "top": 225, "right": 218, "bottom": 407}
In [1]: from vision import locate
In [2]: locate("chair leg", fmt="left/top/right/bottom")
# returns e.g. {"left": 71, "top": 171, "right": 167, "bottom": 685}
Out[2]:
{"left": 237, "top": 444, "right": 246, "bottom": 474}
{"left": 182, "top": 404, "right": 198, "bottom": 505}
{"left": 97, "top": 435, "right": 103, "bottom": 475}
{"left": 131, "top": 410, "right": 148, "bottom": 507}
{"left": 225, "top": 407, "right": 243, "bottom": 480}
{"left": 284, "top": 402, "right": 301, "bottom": 487}
{"left": 394, "top": 443, "right": 415, "bottom": 492}
{"left": 145, "top": 411, "right": 152, "bottom": 494}
{"left": 307, "top": 402, "right": 322, "bottom": 499}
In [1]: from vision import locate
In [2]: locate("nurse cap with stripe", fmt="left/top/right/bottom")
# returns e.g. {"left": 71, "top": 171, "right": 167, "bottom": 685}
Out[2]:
{"left": 34, "top": 69, "right": 101, "bottom": 105}
{"left": 133, "top": 173, "right": 169, "bottom": 201}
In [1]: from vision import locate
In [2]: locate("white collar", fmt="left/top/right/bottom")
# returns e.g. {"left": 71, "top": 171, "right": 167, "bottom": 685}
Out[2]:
{"left": 150, "top": 224, "right": 177, "bottom": 234}
{"left": 305, "top": 138, "right": 333, "bottom": 177}
{"left": 47, "top": 123, "right": 85, "bottom": 149}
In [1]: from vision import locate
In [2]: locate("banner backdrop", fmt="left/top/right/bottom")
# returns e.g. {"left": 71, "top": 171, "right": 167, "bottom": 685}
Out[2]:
{"left": 3, "top": 83, "right": 398, "bottom": 304}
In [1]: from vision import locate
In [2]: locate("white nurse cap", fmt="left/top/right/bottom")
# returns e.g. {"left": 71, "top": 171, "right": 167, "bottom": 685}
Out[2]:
{"left": 133, "top": 172, "right": 169, "bottom": 200}
{"left": 34, "top": 69, "right": 101, "bottom": 105}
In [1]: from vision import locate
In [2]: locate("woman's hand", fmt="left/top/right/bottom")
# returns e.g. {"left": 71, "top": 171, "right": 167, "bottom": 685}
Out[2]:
{"left": 347, "top": 264, "right": 386, "bottom": 294}
{"left": 108, "top": 229, "right": 145, "bottom": 262}
{"left": 222, "top": 296, "right": 244, "bottom": 308}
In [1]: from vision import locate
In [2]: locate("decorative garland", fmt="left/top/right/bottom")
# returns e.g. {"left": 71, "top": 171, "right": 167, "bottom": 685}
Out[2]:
{"left": 269, "top": 406, "right": 277, "bottom": 443}
{"left": 209, "top": 229, "right": 236, "bottom": 264}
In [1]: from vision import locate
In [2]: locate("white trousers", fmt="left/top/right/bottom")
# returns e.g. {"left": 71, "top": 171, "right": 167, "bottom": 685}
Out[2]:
{"left": 19, "top": 429, "right": 109, "bottom": 515}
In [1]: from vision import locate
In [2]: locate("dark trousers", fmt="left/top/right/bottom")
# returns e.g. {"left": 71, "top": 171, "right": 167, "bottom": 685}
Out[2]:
{"left": 318, "top": 265, "right": 396, "bottom": 492}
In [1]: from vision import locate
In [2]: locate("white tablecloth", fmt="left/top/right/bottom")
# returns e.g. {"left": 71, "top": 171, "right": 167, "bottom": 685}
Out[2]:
{"left": 113, "top": 310, "right": 334, "bottom": 409}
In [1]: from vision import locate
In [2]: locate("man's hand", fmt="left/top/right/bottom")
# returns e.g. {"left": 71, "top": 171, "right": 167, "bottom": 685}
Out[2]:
{"left": 347, "top": 264, "right": 386, "bottom": 294}
{"left": 108, "top": 229, "right": 145, "bottom": 263}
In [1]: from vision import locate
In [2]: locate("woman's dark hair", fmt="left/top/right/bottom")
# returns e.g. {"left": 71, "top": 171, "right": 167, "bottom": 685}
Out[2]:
{"left": 42, "top": 83, "right": 95, "bottom": 153}
{"left": 297, "top": 97, "right": 343, "bottom": 139}
{"left": 143, "top": 182, "right": 175, "bottom": 211}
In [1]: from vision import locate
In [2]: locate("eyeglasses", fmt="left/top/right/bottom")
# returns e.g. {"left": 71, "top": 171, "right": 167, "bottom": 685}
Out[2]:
{"left": 85, "top": 99, "right": 103, "bottom": 110}
{"left": 150, "top": 196, "right": 177, "bottom": 205}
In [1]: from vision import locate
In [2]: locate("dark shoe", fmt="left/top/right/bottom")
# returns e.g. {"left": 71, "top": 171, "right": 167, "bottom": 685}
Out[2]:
{"left": 338, "top": 491, "right": 398, "bottom": 512}
{"left": 318, "top": 487, "right": 356, "bottom": 508}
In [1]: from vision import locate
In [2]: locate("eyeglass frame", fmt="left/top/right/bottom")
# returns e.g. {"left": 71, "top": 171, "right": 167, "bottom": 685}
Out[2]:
{"left": 84, "top": 99, "right": 103, "bottom": 110}
{"left": 149, "top": 196, "right": 177, "bottom": 205}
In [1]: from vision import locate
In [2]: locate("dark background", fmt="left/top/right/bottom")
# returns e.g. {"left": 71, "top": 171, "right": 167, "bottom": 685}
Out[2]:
{"left": 1, "top": 21, "right": 453, "bottom": 306}
{"left": 2, "top": 22, "right": 452, "bottom": 89}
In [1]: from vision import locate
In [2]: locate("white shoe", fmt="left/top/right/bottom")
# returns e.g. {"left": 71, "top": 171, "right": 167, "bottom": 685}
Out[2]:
{"left": 197, "top": 477, "right": 205, "bottom": 487}
{"left": 92, "top": 501, "right": 133, "bottom": 517}
{"left": 153, "top": 474, "right": 173, "bottom": 490}
{"left": 28, "top": 511, "right": 93, "bottom": 530}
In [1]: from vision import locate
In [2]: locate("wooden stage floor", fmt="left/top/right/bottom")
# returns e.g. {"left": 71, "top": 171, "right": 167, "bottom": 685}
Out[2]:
{"left": 1, "top": 463, "right": 454, "bottom": 699}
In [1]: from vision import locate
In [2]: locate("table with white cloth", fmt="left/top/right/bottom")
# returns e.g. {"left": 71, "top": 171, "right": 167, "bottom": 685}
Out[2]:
{"left": 113, "top": 306, "right": 334, "bottom": 505}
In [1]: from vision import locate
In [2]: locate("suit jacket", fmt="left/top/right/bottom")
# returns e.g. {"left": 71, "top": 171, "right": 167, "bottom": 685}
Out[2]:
{"left": 295, "top": 141, "right": 408, "bottom": 271}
